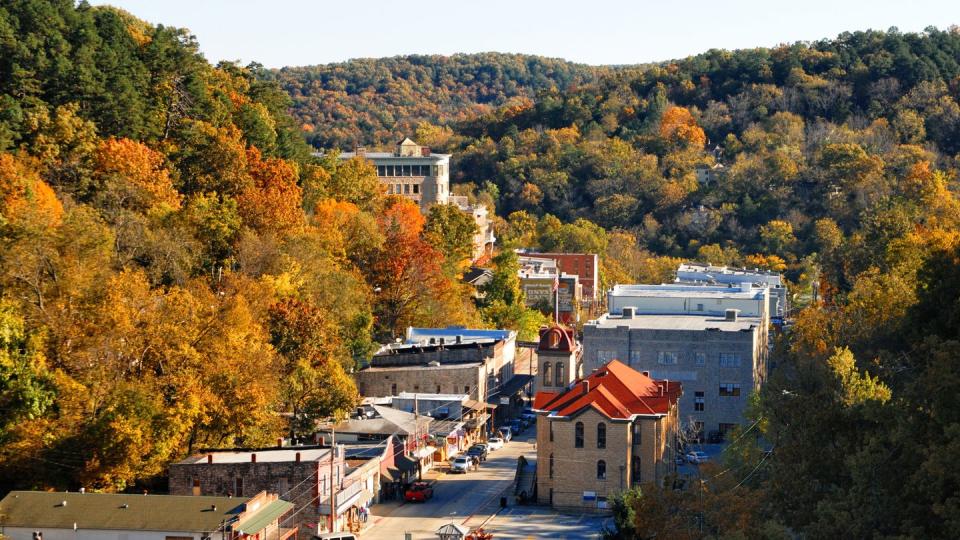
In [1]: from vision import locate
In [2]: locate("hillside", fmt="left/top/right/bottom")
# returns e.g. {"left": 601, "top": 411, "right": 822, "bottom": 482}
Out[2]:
{"left": 269, "top": 53, "right": 613, "bottom": 148}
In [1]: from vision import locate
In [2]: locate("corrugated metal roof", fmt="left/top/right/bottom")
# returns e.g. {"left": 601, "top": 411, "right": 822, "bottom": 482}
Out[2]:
{"left": 234, "top": 500, "right": 292, "bottom": 535}
{"left": 0, "top": 491, "right": 245, "bottom": 532}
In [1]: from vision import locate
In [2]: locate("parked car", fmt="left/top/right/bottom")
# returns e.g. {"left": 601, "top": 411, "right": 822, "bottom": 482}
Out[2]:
{"left": 467, "top": 444, "right": 488, "bottom": 461}
{"left": 404, "top": 481, "right": 434, "bottom": 502}
{"left": 498, "top": 427, "right": 512, "bottom": 442}
{"left": 508, "top": 419, "right": 524, "bottom": 434}
{"left": 487, "top": 437, "right": 504, "bottom": 450}
{"left": 685, "top": 450, "right": 710, "bottom": 464}
{"left": 450, "top": 456, "right": 471, "bottom": 473}
{"left": 521, "top": 410, "right": 537, "bottom": 423}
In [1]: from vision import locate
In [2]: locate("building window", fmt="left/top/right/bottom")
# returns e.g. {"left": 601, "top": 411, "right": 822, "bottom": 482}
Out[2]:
{"left": 391, "top": 383, "right": 397, "bottom": 395}
{"left": 404, "top": 184, "right": 410, "bottom": 194}
{"left": 696, "top": 303, "right": 704, "bottom": 311}
{"left": 549, "top": 453, "right": 554, "bottom": 478}
{"left": 575, "top": 422, "right": 584, "bottom": 448}
{"left": 234, "top": 477, "right": 243, "bottom": 497}
{"left": 719, "top": 383, "right": 741, "bottom": 397}
{"left": 402, "top": 165, "right": 411, "bottom": 176}
{"left": 436, "top": 384, "right": 441, "bottom": 394}
{"left": 395, "top": 183, "right": 401, "bottom": 194}
{"left": 413, "top": 385, "right": 419, "bottom": 393}
{"left": 597, "top": 422, "right": 606, "bottom": 449}
{"left": 549, "top": 331, "right": 560, "bottom": 348}
{"left": 597, "top": 460, "right": 606, "bottom": 480}
{"left": 543, "top": 362, "right": 552, "bottom": 387}
{"left": 719, "top": 423, "right": 738, "bottom": 438}
{"left": 549, "top": 422, "right": 554, "bottom": 442}
{"left": 719, "top": 353, "right": 742, "bottom": 368}
{"left": 387, "top": 165, "right": 396, "bottom": 176}
{"left": 657, "top": 351, "right": 678, "bottom": 365}
{"left": 377, "top": 165, "right": 386, "bottom": 176}
{"left": 464, "top": 385, "right": 470, "bottom": 394}
{"left": 413, "top": 184, "right": 420, "bottom": 194}
{"left": 694, "top": 391, "right": 705, "bottom": 412}
{"left": 628, "top": 350, "right": 642, "bottom": 365}
{"left": 597, "top": 350, "right": 617, "bottom": 363}
{"left": 432, "top": 165, "right": 438, "bottom": 176}
{"left": 555, "top": 362, "right": 564, "bottom": 387}
{"left": 695, "top": 352, "right": 706, "bottom": 366}
{"left": 632, "top": 421, "right": 641, "bottom": 445}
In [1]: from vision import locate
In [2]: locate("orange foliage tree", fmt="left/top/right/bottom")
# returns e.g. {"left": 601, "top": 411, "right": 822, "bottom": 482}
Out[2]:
{"left": 659, "top": 106, "right": 707, "bottom": 149}
{"left": 237, "top": 147, "right": 304, "bottom": 234}
{"left": 94, "top": 138, "right": 181, "bottom": 211}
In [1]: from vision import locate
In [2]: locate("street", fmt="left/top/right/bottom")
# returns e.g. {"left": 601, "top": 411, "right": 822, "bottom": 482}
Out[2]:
{"left": 363, "top": 427, "right": 536, "bottom": 540}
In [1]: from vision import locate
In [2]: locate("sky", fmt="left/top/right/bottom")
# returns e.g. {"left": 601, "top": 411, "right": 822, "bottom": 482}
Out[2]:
{"left": 91, "top": 0, "right": 960, "bottom": 69}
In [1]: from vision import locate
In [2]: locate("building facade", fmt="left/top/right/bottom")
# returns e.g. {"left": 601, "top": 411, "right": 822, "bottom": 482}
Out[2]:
{"left": 534, "top": 361, "right": 681, "bottom": 512}
{"left": 584, "top": 284, "right": 770, "bottom": 441}
{"left": 338, "top": 138, "right": 450, "bottom": 211}
{"left": 169, "top": 446, "right": 356, "bottom": 535}
{"left": 521, "top": 252, "right": 600, "bottom": 306}
{"left": 675, "top": 262, "right": 788, "bottom": 319}
{"left": 517, "top": 256, "right": 582, "bottom": 324}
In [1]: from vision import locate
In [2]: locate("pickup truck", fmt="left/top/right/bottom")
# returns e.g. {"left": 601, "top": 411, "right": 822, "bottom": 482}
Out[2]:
{"left": 404, "top": 481, "right": 434, "bottom": 502}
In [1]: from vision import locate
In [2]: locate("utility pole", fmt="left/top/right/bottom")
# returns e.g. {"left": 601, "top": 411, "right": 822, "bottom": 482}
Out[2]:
{"left": 329, "top": 427, "right": 337, "bottom": 534}
{"left": 414, "top": 393, "right": 422, "bottom": 481}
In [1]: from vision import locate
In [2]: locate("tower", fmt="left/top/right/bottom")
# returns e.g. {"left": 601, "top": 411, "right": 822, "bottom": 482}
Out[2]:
{"left": 535, "top": 325, "right": 581, "bottom": 394}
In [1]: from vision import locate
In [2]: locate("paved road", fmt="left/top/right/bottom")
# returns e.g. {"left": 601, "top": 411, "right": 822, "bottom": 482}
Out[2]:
{"left": 363, "top": 428, "right": 536, "bottom": 540}
{"left": 482, "top": 506, "right": 611, "bottom": 539}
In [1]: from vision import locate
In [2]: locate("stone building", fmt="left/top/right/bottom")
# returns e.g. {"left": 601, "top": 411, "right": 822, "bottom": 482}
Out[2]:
{"left": 169, "top": 445, "right": 374, "bottom": 535}
{"left": 355, "top": 328, "right": 516, "bottom": 403}
{"left": 338, "top": 137, "right": 450, "bottom": 211}
{"left": 584, "top": 283, "right": 769, "bottom": 441}
{"left": 534, "top": 360, "right": 681, "bottom": 511}
{"left": 535, "top": 325, "right": 582, "bottom": 394}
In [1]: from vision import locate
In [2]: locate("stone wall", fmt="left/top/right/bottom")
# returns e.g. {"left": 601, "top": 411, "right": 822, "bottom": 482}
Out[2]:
{"left": 354, "top": 364, "right": 486, "bottom": 400}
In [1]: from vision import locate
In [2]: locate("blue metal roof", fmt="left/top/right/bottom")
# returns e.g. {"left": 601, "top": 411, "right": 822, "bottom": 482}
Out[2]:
{"left": 405, "top": 326, "right": 514, "bottom": 344}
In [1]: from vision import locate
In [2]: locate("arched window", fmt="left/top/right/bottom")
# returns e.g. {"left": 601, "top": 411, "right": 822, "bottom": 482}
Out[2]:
{"left": 549, "top": 453, "right": 554, "bottom": 478}
{"left": 597, "top": 460, "right": 606, "bottom": 480}
{"left": 631, "top": 455, "right": 641, "bottom": 486}
{"left": 597, "top": 422, "right": 606, "bottom": 449}
{"left": 549, "top": 331, "right": 560, "bottom": 348}
{"left": 543, "top": 362, "right": 552, "bottom": 387}
{"left": 555, "top": 362, "right": 564, "bottom": 387}
{"left": 575, "top": 422, "right": 584, "bottom": 448}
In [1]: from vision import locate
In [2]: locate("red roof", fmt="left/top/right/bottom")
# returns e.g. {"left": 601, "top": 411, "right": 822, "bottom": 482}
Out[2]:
{"left": 534, "top": 360, "right": 682, "bottom": 419}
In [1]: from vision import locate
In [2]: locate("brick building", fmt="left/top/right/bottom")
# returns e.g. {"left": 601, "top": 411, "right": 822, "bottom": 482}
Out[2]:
{"left": 520, "top": 252, "right": 600, "bottom": 307}
{"left": 169, "top": 445, "right": 375, "bottom": 535}
{"left": 534, "top": 361, "right": 681, "bottom": 511}
{"left": 517, "top": 255, "right": 582, "bottom": 324}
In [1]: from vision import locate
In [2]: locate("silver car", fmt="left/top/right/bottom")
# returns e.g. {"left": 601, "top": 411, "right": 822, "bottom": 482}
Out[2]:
{"left": 450, "top": 456, "right": 471, "bottom": 473}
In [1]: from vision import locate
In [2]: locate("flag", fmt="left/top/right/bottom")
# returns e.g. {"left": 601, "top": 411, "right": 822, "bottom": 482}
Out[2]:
{"left": 552, "top": 274, "right": 559, "bottom": 292}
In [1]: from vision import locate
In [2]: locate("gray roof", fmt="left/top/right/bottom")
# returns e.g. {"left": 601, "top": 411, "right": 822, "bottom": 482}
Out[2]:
{"left": 586, "top": 313, "right": 763, "bottom": 332}
{"left": 0, "top": 491, "right": 251, "bottom": 532}
{"left": 609, "top": 283, "right": 764, "bottom": 300}
{"left": 335, "top": 151, "right": 449, "bottom": 160}
{"left": 325, "top": 405, "right": 431, "bottom": 436}
{"left": 176, "top": 447, "right": 331, "bottom": 465}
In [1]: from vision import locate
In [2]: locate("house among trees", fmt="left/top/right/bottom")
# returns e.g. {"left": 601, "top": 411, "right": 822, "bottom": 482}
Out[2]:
{"left": 534, "top": 360, "right": 682, "bottom": 511}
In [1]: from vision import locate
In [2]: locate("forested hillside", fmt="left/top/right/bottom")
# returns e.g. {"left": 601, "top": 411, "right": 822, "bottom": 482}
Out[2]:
{"left": 279, "top": 27, "right": 960, "bottom": 536}
{"left": 269, "top": 53, "right": 612, "bottom": 148}
{"left": 0, "top": 0, "right": 546, "bottom": 493}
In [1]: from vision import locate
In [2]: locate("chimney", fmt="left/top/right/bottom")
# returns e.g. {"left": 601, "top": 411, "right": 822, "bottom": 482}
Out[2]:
{"left": 251, "top": 453, "right": 256, "bottom": 463}
{"left": 581, "top": 380, "right": 590, "bottom": 393}
{"left": 622, "top": 306, "right": 635, "bottom": 319}
{"left": 355, "top": 144, "right": 366, "bottom": 157}
{"left": 421, "top": 147, "right": 431, "bottom": 157}
{"left": 277, "top": 437, "right": 284, "bottom": 448}
{"left": 456, "top": 335, "right": 463, "bottom": 344}
{"left": 725, "top": 309, "right": 739, "bottom": 322}
{"left": 295, "top": 452, "right": 301, "bottom": 463}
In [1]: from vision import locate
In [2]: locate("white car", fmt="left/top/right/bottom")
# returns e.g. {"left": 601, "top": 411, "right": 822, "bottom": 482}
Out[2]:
{"left": 450, "top": 456, "right": 471, "bottom": 473}
{"left": 685, "top": 451, "right": 710, "bottom": 464}
{"left": 487, "top": 437, "right": 504, "bottom": 450}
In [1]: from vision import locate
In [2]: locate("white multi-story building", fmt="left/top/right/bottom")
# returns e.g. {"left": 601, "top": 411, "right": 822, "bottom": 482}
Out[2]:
{"left": 583, "top": 283, "right": 769, "bottom": 441}
{"left": 675, "top": 262, "right": 788, "bottom": 319}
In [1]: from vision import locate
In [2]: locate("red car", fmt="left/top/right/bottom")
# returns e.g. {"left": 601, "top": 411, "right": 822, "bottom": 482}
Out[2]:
{"left": 404, "top": 481, "right": 434, "bottom": 502}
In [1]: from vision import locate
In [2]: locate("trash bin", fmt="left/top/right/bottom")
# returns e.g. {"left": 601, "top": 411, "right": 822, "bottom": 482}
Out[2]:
{"left": 500, "top": 496, "right": 507, "bottom": 508}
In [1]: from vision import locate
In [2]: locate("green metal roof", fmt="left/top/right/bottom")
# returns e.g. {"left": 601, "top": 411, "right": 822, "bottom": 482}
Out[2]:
{"left": 0, "top": 491, "right": 246, "bottom": 532}
{"left": 234, "top": 500, "right": 293, "bottom": 535}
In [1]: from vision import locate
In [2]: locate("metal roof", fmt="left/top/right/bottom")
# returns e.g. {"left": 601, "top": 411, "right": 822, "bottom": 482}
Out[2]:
{"left": 0, "top": 491, "right": 247, "bottom": 532}
{"left": 586, "top": 313, "right": 763, "bottom": 332}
